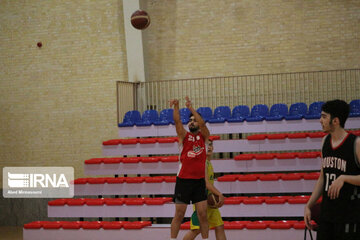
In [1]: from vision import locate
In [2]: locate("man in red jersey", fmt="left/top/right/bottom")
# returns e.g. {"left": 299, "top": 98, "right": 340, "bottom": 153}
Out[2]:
{"left": 169, "top": 96, "right": 210, "bottom": 240}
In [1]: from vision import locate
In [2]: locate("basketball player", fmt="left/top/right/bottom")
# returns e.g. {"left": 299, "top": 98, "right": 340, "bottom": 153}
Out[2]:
{"left": 183, "top": 140, "right": 226, "bottom": 240}
{"left": 170, "top": 96, "right": 210, "bottom": 240}
{"left": 304, "top": 99, "right": 360, "bottom": 240}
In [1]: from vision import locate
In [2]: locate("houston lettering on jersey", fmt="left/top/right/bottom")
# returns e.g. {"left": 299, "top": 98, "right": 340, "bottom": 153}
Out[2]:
{"left": 322, "top": 156, "right": 347, "bottom": 172}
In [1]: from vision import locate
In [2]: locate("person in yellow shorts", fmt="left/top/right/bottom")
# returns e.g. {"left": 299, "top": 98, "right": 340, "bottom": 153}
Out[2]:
{"left": 183, "top": 140, "right": 227, "bottom": 240}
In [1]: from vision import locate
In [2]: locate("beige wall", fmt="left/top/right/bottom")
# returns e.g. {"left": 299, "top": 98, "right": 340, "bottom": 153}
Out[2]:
{"left": 1, "top": 0, "right": 360, "bottom": 185}
{"left": 142, "top": 0, "right": 360, "bottom": 81}
{"left": 0, "top": 0, "right": 128, "bottom": 184}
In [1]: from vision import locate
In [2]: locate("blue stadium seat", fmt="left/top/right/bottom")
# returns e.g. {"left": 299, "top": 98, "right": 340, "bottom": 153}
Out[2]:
{"left": 228, "top": 105, "right": 250, "bottom": 122}
{"left": 118, "top": 110, "right": 141, "bottom": 127}
{"left": 208, "top": 106, "right": 232, "bottom": 123}
{"left": 304, "top": 101, "right": 324, "bottom": 119}
{"left": 180, "top": 108, "right": 191, "bottom": 124}
{"left": 135, "top": 110, "right": 159, "bottom": 126}
{"left": 196, "top": 107, "right": 213, "bottom": 122}
{"left": 154, "top": 108, "right": 174, "bottom": 126}
{"left": 349, "top": 99, "right": 360, "bottom": 117}
{"left": 285, "top": 102, "right": 307, "bottom": 120}
{"left": 265, "top": 103, "right": 288, "bottom": 121}
{"left": 246, "top": 104, "right": 269, "bottom": 122}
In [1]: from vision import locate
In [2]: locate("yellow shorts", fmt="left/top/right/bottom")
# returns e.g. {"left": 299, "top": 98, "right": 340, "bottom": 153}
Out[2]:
{"left": 190, "top": 207, "right": 224, "bottom": 230}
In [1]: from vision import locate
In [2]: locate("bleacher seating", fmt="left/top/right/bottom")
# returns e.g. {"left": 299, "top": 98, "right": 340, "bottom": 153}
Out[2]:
{"left": 25, "top": 100, "right": 360, "bottom": 240}
{"left": 246, "top": 104, "right": 269, "bottom": 122}
{"left": 265, "top": 103, "right": 288, "bottom": 121}
{"left": 350, "top": 99, "right": 360, "bottom": 117}
{"left": 196, "top": 106, "right": 213, "bottom": 122}
{"left": 228, "top": 105, "right": 250, "bottom": 122}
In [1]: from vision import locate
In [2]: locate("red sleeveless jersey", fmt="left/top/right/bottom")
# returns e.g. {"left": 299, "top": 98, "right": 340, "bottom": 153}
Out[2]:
{"left": 178, "top": 132, "right": 206, "bottom": 179}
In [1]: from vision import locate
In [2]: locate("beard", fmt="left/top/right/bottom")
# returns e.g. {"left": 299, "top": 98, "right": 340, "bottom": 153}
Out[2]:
{"left": 189, "top": 125, "right": 199, "bottom": 133}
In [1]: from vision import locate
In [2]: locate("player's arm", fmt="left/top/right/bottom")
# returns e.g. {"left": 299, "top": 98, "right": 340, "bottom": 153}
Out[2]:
{"left": 304, "top": 168, "right": 324, "bottom": 230}
{"left": 170, "top": 99, "right": 186, "bottom": 142}
{"left": 185, "top": 96, "right": 210, "bottom": 141}
{"left": 328, "top": 137, "right": 360, "bottom": 199}
{"left": 204, "top": 166, "right": 225, "bottom": 207}
{"left": 304, "top": 136, "right": 326, "bottom": 230}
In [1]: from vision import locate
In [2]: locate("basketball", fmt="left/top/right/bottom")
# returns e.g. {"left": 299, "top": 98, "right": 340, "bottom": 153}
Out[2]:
{"left": 207, "top": 193, "right": 219, "bottom": 207}
{"left": 131, "top": 10, "right": 150, "bottom": 30}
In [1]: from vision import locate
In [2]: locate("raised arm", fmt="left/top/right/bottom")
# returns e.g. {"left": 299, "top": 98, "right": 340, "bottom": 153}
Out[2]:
{"left": 185, "top": 96, "right": 210, "bottom": 141}
{"left": 170, "top": 99, "right": 186, "bottom": 142}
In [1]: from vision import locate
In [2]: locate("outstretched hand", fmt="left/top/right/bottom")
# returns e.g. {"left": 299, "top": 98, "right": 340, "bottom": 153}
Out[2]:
{"left": 170, "top": 99, "right": 179, "bottom": 108}
{"left": 185, "top": 96, "right": 192, "bottom": 108}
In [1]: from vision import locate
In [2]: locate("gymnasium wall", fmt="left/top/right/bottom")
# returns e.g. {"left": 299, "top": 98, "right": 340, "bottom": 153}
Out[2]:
{"left": 0, "top": 0, "right": 128, "bottom": 187}
{"left": 141, "top": 0, "right": 360, "bottom": 81}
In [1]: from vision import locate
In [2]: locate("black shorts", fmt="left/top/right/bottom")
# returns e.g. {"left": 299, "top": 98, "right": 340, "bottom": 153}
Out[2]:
{"left": 174, "top": 177, "right": 207, "bottom": 204}
{"left": 317, "top": 221, "right": 360, "bottom": 240}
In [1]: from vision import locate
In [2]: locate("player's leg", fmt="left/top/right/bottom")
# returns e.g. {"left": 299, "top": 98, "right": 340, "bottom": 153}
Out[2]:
{"left": 214, "top": 225, "right": 226, "bottom": 240}
{"left": 171, "top": 203, "right": 187, "bottom": 238}
{"left": 194, "top": 200, "right": 209, "bottom": 239}
{"left": 183, "top": 229, "right": 201, "bottom": 240}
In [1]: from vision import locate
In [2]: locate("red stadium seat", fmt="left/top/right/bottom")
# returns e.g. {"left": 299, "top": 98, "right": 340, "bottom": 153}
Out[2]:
{"left": 124, "top": 198, "right": 145, "bottom": 205}
{"left": 224, "top": 197, "right": 245, "bottom": 205}
{"left": 297, "top": 151, "right": 320, "bottom": 158}
{"left": 82, "top": 221, "right": 102, "bottom": 229}
{"left": 121, "top": 139, "right": 138, "bottom": 145}
{"left": 157, "top": 137, "right": 178, "bottom": 143}
{"left": 293, "top": 221, "right": 306, "bottom": 229}
{"left": 246, "top": 221, "right": 269, "bottom": 229}
{"left": 123, "top": 222, "right": 143, "bottom": 229}
{"left": 287, "top": 132, "right": 308, "bottom": 139}
{"left": 303, "top": 172, "right": 320, "bottom": 180}
{"left": 243, "top": 197, "right": 265, "bottom": 204}
{"left": 144, "top": 176, "right": 164, "bottom": 183}
{"left": 104, "top": 198, "right": 124, "bottom": 206}
{"left": 288, "top": 195, "right": 310, "bottom": 204}
{"left": 122, "top": 157, "right": 141, "bottom": 163}
{"left": 269, "top": 221, "right": 292, "bottom": 229}
{"left": 141, "top": 157, "right": 160, "bottom": 163}
{"left": 160, "top": 156, "right": 179, "bottom": 162}
{"left": 138, "top": 138, "right": 157, "bottom": 144}
{"left": 209, "top": 135, "right": 221, "bottom": 141}
{"left": 224, "top": 221, "right": 245, "bottom": 229}
{"left": 255, "top": 153, "right": 275, "bottom": 160}
{"left": 247, "top": 134, "right": 267, "bottom": 140}
{"left": 144, "top": 198, "right": 168, "bottom": 205}
{"left": 308, "top": 131, "right": 327, "bottom": 138}
{"left": 102, "top": 139, "right": 122, "bottom": 145}
{"left": 74, "top": 178, "right": 88, "bottom": 184}
{"left": 102, "top": 158, "right": 122, "bottom": 164}
{"left": 87, "top": 178, "right": 107, "bottom": 184}
{"left": 238, "top": 174, "right": 262, "bottom": 181}
{"left": 259, "top": 173, "right": 281, "bottom": 181}
{"left": 48, "top": 199, "right": 67, "bottom": 206}
{"left": 217, "top": 175, "right": 238, "bottom": 182}
{"left": 234, "top": 154, "right": 254, "bottom": 160}
{"left": 125, "top": 176, "right": 145, "bottom": 183}
{"left": 163, "top": 176, "right": 176, "bottom": 182}
{"left": 275, "top": 152, "right": 297, "bottom": 159}
{"left": 267, "top": 133, "right": 288, "bottom": 139}
{"left": 85, "top": 198, "right": 105, "bottom": 206}
{"left": 106, "top": 177, "right": 125, "bottom": 184}
{"left": 42, "top": 221, "right": 62, "bottom": 229}
{"left": 281, "top": 173, "right": 304, "bottom": 180}
{"left": 180, "top": 221, "right": 190, "bottom": 229}
{"left": 102, "top": 221, "right": 124, "bottom": 229}
{"left": 66, "top": 198, "right": 85, "bottom": 206}
{"left": 61, "top": 221, "right": 82, "bottom": 229}
{"left": 265, "top": 197, "right": 287, "bottom": 204}
{"left": 84, "top": 158, "right": 103, "bottom": 164}
{"left": 23, "top": 221, "right": 43, "bottom": 229}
